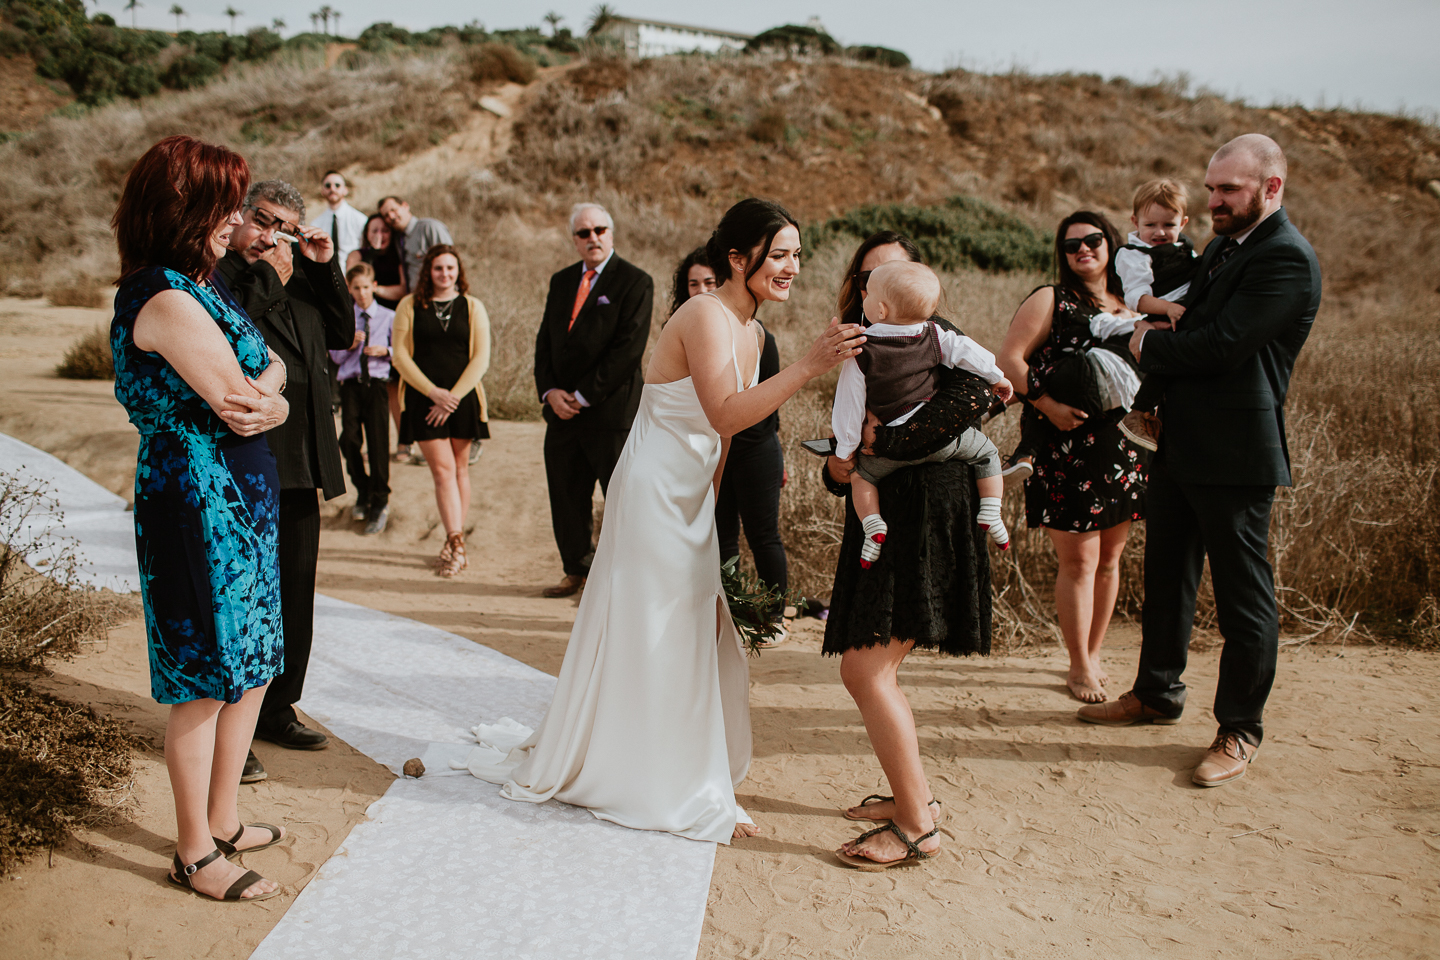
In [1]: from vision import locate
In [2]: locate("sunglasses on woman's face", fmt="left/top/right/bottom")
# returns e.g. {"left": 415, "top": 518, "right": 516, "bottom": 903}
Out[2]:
{"left": 855, "top": 269, "right": 872, "bottom": 290}
{"left": 1062, "top": 232, "right": 1106, "bottom": 254}
{"left": 573, "top": 225, "right": 609, "bottom": 240}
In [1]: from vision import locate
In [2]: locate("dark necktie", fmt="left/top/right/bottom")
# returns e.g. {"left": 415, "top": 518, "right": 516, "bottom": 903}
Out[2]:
{"left": 330, "top": 211, "right": 340, "bottom": 251}
{"left": 1207, "top": 238, "right": 1238, "bottom": 278}
{"left": 358, "top": 310, "right": 371, "bottom": 386}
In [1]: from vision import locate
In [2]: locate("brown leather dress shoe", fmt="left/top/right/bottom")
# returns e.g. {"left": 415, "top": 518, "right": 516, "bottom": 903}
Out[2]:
{"left": 1076, "top": 690, "right": 1182, "bottom": 726}
{"left": 1192, "top": 732, "right": 1258, "bottom": 787}
{"left": 542, "top": 574, "right": 586, "bottom": 598}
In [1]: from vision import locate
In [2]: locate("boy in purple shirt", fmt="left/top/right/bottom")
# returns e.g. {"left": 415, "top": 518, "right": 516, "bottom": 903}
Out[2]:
{"left": 329, "top": 263, "right": 395, "bottom": 534}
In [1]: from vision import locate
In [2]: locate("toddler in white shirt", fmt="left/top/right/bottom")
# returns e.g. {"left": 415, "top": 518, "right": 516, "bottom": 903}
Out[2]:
{"left": 832, "top": 261, "right": 1014, "bottom": 567}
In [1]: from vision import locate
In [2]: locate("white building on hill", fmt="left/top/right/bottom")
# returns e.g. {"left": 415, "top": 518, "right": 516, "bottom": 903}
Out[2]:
{"left": 595, "top": 16, "right": 751, "bottom": 59}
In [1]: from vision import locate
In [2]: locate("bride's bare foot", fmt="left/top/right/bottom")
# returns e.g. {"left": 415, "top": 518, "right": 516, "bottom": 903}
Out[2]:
{"left": 732, "top": 821, "right": 760, "bottom": 840}
{"left": 1094, "top": 663, "right": 1111, "bottom": 687}
{"left": 843, "top": 796, "right": 941, "bottom": 823}
{"left": 838, "top": 817, "right": 940, "bottom": 866}
{"left": 1067, "top": 671, "right": 1107, "bottom": 704}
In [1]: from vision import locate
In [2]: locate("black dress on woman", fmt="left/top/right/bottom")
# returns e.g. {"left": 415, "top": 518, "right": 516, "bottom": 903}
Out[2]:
{"left": 1020, "top": 284, "right": 1147, "bottom": 532}
{"left": 822, "top": 318, "right": 995, "bottom": 657}
{"left": 359, "top": 246, "right": 403, "bottom": 311}
{"left": 399, "top": 297, "right": 490, "bottom": 443}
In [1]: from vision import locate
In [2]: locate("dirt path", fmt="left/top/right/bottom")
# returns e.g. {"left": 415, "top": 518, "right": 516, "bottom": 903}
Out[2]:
{"left": 1, "top": 297, "right": 1437, "bottom": 958}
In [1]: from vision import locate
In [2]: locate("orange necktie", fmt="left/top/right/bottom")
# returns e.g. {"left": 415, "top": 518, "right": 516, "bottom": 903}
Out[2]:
{"left": 569, "top": 269, "right": 597, "bottom": 330}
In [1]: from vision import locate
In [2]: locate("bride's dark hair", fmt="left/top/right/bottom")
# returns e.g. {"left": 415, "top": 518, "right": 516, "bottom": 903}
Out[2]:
{"left": 705, "top": 198, "right": 799, "bottom": 314}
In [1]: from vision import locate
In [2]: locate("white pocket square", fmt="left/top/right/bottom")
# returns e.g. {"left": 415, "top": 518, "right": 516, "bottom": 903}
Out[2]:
{"left": 597, "top": 295, "right": 610, "bottom": 305}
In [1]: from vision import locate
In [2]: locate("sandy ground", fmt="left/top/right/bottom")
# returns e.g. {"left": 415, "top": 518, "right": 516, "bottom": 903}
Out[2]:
{"left": 2, "top": 296, "right": 1438, "bottom": 959}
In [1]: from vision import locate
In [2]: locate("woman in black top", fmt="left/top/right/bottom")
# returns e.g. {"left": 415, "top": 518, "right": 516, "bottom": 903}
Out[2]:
{"left": 671, "top": 247, "right": 790, "bottom": 629}
{"left": 392, "top": 245, "right": 491, "bottom": 577}
{"left": 823, "top": 231, "right": 994, "bottom": 870}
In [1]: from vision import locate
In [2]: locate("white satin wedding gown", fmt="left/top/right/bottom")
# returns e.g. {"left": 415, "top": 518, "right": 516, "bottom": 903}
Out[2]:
{"left": 463, "top": 309, "right": 757, "bottom": 843}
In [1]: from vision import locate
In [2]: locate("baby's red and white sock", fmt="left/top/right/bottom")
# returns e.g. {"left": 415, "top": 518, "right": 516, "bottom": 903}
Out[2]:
{"left": 977, "top": 497, "right": 1009, "bottom": 550}
{"left": 860, "top": 514, "right": 888, "bottom": 568}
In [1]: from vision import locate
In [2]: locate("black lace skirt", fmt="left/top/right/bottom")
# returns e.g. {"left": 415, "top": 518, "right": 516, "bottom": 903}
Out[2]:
{"left": 822, "top": 458, "right": 992, "bottom": 657}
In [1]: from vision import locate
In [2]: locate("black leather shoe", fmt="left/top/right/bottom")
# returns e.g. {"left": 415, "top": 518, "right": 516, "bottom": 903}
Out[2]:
{"left": 241, "top": 749, "right": 267, "bottom": 783}
{"left": 255, "top": 720, "right": 329, "bottom": 750}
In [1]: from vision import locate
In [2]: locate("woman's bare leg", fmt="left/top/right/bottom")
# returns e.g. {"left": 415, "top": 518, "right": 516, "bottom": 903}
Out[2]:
{"left": 449, "top": 437, "right": 471, "bottom": 521}
{"left": 166, "top": 697, "right": 277, "bottom": 900}
{"left": 420, "top": 438, "right": 465, "bottom": 535}
{"left": 1087, "top": 522, "right": 1131, "bottom": 686}
{"left": 386, "top": 383, "right": 401, "bottom": 453}
{"left": 837, "top": 639, "right": 940, "bottom": 863}
{"left": 1048, "top": 528, "right": 1107, "bottom": 702}
{"left": 206, "top": 684, "right": 284, "bottom": 853}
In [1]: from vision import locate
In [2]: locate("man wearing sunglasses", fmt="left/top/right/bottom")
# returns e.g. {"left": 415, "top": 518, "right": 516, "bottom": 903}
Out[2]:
{"left": 218, "top": 179, "right": 354, "bottom": 781}
{"left": 1078, "top": 135, "right": 1322, "bottom": 790}
{"left": 533, "top": 202, "right": 654, "bottom": 598}
{"left": 311, "top": 170, "right": 369, "bottom": 267}
{"left": 377, "top": 195, "right": 454, "bottom": 291}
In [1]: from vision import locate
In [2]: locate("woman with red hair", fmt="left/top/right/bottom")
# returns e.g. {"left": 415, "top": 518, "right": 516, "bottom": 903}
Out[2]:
{"left": 110, "top": 135, "right": 291, "bottom": 902}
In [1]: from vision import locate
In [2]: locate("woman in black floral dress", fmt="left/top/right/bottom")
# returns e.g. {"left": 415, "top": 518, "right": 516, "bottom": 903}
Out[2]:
{"left": 998, "top": 211, "right": 1148, "bottom": 704}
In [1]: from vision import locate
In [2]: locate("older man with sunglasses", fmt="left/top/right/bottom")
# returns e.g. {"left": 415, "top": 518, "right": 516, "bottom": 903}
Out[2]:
{"left": 217, "top": 180, "right": 353, "bottom": 782}
{"left": 533, "top": 202, "right": 654, "bottom": 598}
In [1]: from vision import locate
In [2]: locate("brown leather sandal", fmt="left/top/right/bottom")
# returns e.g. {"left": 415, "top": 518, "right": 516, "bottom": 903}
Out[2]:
{"left": 437, "top": 532, "right": 467, "bottom": 577}
{"left": 835, "top": 821, "right": 940, "bottom": 871}
{"left": 213, "top": 823, "right": 285, "bottom": 859}
{"left": 843, "top": 794, "right": 944, "bottom": 824}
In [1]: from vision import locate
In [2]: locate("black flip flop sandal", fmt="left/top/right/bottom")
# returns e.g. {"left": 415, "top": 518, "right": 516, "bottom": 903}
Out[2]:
{"left": 842, "top": 794, "right": 944, "bottom": 823}
{"left": 214, "top": 822, "right": 286, "bottom": 858}
{"left": 835, "top": 821, "right": 940, "bottom": 871}
{"left": 167, "top": 849, "right": 280, "bottom": 901}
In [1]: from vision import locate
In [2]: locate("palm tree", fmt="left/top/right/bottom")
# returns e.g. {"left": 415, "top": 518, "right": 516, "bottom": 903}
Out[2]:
{"left": 586, "top": 3, "right": 615, "bottom": 37}
{"left": 223, "top": 5, "right": 241, "bottom": 33}
{"left": 331, "top": 10, "right": 340, "bottom": 37}
{"left": 123, "top": 0, "right": 142, "bottom": 28}
{"left": 309, "top": 11, "right": 319, "bottom": 33}
{"left": 543, "top": 11, "right": 563, "bottom": 36}
{"left": 168, "top": 3, "right": 185, "bottom": 32}
{"left": 272, "top": 17, "right": 285, "bottom": 35}
{"left": 318, "top": 5, "right": 333, "bottom": 35}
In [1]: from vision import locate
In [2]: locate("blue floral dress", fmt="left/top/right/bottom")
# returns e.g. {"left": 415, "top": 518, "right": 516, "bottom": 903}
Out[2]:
{"left": 1022, "top": 284, "right": 1148, "bottom": 532}
{"left": 111, "top": 267, "right": 283, "bottom": 704}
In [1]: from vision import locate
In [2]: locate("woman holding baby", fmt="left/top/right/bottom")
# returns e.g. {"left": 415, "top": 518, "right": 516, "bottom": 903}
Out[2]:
{"left": 997, "top": 212, "right": 1148, "bottom": 704}
{"left": 823, "top": 232, "right": 998, "bottom": 868}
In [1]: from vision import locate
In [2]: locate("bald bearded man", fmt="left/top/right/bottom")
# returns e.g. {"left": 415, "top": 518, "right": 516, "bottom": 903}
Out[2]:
{"left": 1078, "top": 134, "right": 1322, "bottom": 788}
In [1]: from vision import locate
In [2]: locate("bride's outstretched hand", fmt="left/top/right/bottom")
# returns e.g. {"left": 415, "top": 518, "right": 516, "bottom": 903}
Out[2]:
{"left": 799, "top": 318, "right": 866, "bottom": 379}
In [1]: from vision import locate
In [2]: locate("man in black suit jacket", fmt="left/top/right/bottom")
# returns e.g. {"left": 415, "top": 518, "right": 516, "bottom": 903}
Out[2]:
{"left": 534, "top": 203, "right": 654, "bottom": 597}
{"left": 1078, "top": 135, "right": 1322, "bottom": 788}
{"left": 218, "top": 180, "right": 353, "bottom": 781}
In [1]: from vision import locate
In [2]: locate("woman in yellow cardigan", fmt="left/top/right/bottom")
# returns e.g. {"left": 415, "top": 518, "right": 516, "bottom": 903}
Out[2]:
{"left": 391, "top": 245, "right": 490, "bottom": 576}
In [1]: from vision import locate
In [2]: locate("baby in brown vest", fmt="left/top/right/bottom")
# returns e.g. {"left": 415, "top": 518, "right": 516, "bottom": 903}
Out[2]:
{"left": 831, "top": 261, "right": 1015, "bottom": 567}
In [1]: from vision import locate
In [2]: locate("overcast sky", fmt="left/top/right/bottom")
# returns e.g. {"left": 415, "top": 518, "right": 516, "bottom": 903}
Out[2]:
{"left": 102, "top": 0, "right": 1440, "bottom": 117}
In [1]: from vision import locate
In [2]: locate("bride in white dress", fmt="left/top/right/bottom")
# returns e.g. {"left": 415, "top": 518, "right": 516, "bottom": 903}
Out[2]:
{"left": 465, "top": 199, "right": 865, "bottom": 842}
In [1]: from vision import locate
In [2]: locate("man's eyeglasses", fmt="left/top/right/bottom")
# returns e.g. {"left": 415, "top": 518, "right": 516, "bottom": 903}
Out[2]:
{"left": 574, "top": 225, "right": 610, "bottom": 240}
{"left": 249, "top": 206, "right": 299, "bottom": 237}
{"left": 1061, "top": 232, "right": 1106, "bottom": 254}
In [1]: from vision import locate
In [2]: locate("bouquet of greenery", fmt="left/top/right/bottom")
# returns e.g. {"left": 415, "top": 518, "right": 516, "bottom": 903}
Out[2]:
{"left": 721, "top": 556, "right": 790, "bottom": 656}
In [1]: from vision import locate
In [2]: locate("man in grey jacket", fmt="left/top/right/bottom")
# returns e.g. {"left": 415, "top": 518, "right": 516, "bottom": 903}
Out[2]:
{"left": 1078, "top": 135, "right": 1322, "bottom": 788}
{"left": 378, "top": 195, "right": 453, "bottom": 290}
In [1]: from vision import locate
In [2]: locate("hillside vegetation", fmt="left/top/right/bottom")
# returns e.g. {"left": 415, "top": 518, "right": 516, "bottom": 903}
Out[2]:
{"left": 0, "top": 45, "right": 1436, "bottom": 640}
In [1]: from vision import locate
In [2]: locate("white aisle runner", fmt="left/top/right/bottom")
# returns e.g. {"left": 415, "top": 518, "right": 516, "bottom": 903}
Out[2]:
{"left": 0, "top": 433, "right": 717, "bottom": 960}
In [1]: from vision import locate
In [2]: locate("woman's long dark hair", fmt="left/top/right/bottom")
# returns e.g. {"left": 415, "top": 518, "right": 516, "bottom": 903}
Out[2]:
{"left": 361, "top": 212, "right": 401, "bottom": 269}
{"left": 413, "top": 244, "right": 469, "bottom": 309}
{"left": 836, "top": 230, "right": 923, "bottom": 326}
{"left": 669, "top": 246, "right": 711, "bottom": 317}
{"left": 1054, "top": 210, "right": 1125, "bottom": 310}
{"left": 704, "top": 198, "right": 799, "bottom": 317}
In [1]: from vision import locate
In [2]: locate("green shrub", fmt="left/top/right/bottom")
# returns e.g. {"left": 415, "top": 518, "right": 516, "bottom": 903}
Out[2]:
{"left": 805, "top": 196, "right": 1053, "bottom": 273}
{"left": 847, "top": 45, "right": 910, "bottom": 69}
{"left": 160, "top": 52, "right": 222, "bottom": 90}
{"left": 358, "top": 21, "right": 412, "bottom": 51}
{"left": 745, "top": 24, "right": 840, "bottom": 57}
{"left": 8, "top": 1, "right": 172, "bottom": 103}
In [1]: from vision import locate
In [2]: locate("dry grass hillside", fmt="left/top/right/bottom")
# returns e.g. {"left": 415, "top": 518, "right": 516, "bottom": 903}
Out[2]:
{"left": 2, "top": 48, "right": 1437, "bottom": 640}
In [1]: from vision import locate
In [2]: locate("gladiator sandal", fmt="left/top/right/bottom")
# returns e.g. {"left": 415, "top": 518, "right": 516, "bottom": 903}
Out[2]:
{"left": 438, "top": 532, "right": 467, "bottom": 577}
